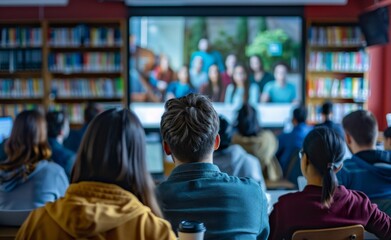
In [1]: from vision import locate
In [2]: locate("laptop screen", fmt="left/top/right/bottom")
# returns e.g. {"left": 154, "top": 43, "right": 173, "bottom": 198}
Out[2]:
{"left": 0, "top": 117, "right": 13, "bottom": 143}
{"left": 145, "top": 133, "right": 164, "bottom": 174}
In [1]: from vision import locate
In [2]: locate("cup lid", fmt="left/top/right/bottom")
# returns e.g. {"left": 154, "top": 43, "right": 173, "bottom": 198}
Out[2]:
{"left": 178, "top": 220, "right": 206, "bottom": 233}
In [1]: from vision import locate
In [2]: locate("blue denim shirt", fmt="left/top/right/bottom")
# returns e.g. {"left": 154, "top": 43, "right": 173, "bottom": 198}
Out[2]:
{"left": 156, "top": 162, "right": 269, "bottom": 240}
{"left": 48, "top": 138, "right": 75, "bottom": 179}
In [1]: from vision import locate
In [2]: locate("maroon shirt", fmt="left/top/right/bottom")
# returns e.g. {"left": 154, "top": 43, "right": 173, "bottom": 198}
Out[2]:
{"left": 269, "top": 185, "right": 391, "bottom": 240}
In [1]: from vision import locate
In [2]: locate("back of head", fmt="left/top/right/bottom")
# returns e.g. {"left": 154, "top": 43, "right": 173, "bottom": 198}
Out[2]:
{"left": 321, "top": 101, "right": 333, "bottom": 116}
{"left": 236, "top": 103, "right": 261, "bottom": 137}
{"left": 160, "top": 93, "right": 219, "bottom": 163}
{"left": 293, "top": 106, "right": 308, "bottom": 124}
{"left": 72, "top": 108, "right": 161, "bottom": 216}
{"left": 303, "top": 127, "right": 345, "bottom": 208}
{"left": 46, "top": 111, "right": 66, "bottom": 138}
{"left": 84, "top": 102, "right": 102, "bottom": 125}
{"left": 217, "top": 116, "right": 233, "bottom": 151}
{"left": 1, "top": 110, "right": 51, "bottom": 174}
{"left": 342, "top": 110, "right": 378, "bottom": 147}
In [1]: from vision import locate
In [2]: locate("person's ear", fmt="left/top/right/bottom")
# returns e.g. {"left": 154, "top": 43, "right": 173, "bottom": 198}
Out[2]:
{"left": 163, "top": 141, "right": 172, "bottom": 155}
{"left": 345, "top": 132, "right": 352, "bottom": 145}
{"left": 214, "top": 134, "right": 221, "bottom": 151}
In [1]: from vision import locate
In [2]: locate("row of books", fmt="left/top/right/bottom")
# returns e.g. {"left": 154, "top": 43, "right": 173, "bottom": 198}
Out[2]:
{"left": 308, "top": 51, "right": 369, "bottom": 72}
{"left": 0, "top": 78, "right": 43, "bottom": 98}
{"left": 307, "top": 77, "right": 369, "bottom": 100}
{"left": 308, "top": 103, "right": 363, "bottom": 124}
{"left": 51, "top": 78, "right": 124, "bottom": 98}
{"left": 0, "top": 27, "right": 42, "bottom": 47}
{"left": 0, "top": 104, "right": 41, "bottom": 119}
{"left": 49, "top": 25, "right": 122, "bottom": 47}
{"left": 308, "top": 26, "right": 364, "bottom": 46}
{"left": 48, "top": 52, "right": 122, "bottom": 73}
{"left": 50, "top": 102, "right": 121, "bottom": 124}
{"left": 0, "top": 50, "right": 42, "bottom": 71}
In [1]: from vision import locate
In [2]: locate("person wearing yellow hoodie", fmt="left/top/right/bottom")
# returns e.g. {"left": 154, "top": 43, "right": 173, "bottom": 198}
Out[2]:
{"left": 16, "top": 108, "right": 176, "bottom": 240}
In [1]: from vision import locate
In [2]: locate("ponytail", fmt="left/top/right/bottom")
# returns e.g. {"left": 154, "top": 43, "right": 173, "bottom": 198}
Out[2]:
{"left": 321, "top": 164, "right": 338, "bottom": 208}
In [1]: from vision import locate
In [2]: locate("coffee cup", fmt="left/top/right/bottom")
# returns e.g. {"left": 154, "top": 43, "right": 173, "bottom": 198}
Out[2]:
{"left": 177, "top": 220, "right": 206, "bottom": 240}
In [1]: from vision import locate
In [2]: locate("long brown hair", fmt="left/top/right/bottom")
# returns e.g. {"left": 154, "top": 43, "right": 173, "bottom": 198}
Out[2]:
{"left": 231, "top": 64, "right": 250, "bottom": 103}
{"left": 71, "top": 108, "right": 163, "bottom": 217}
{"left": 0, "top": 110, "right": 51, "bottom": 179}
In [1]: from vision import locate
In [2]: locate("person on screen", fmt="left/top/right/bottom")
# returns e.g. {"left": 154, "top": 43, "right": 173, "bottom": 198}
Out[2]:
{"left": 213, "top": 115, "right": 266, "bottom": 188}
{"left": 0, "top": 110, "right": 68, "bottom": 210}
{"left": 149, "top": 54, "right": 175, "bottom": 93}
{"left": 338, "top": 110, "right": 391, "bottom": 216}
{"left": 189, "top": 56, "right": 208, "bottom": 90}
{"left": 17, "top": 109, "right": 176, "bottom": 240}
{"left": 261, "top": 62, "right": 296, "bottom": 103}
{"left": 232, "top": 104, "right": 283, "bottom": 181}
{"left": 166, "top": 65, "right": 196, "bottom": 100}
{"left": 221, "top": 54, "right": 237, "bottom": 88}
{"left": 269, "top": 127, "right": 391, "bottom": 240}
{"left": 157, "top": 94, "right": 269, "bottom": 240}
{"left": 249, "top": 55, "right": 274, "bottom": 94}
{"left": 224, "top": 64, "right": 260, "bottom": 108}
{"left": 315, "top": 101, "right": 344, "bottom": 138}
{"left": 200, "top": 64, "right": 225, "bottom": 102}
{"left": 190, "top": 38, "right": 225, "bottom": 73}
{"left": 46, "top": 111, "right": 75, "bottom": 179}
{"left": 384, "top": 127, "right": 391, "bottom": 151}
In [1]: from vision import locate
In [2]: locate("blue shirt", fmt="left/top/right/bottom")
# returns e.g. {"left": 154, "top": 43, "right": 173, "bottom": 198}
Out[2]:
{"left": 338, "top": 150, "right": 391, "bottom": 200}
{"left": 191, "top": 51, "right": 225, "bottom": 73}
{"left": 156, "top": 162, "right": 269, "bottom": 240}
{"left": 277, "top": 123, "right": 313, "bottom": 172}
{"left": 263, "top": 81, "right": 296, "bottom": 103}
{"left": 166, "top": 82, "right": 196, "bottom": 99}
{"left": 64, "top": 124, "right": 88, "bottom": 153}
{"left": 315, "top": 120, "right": 345, "bottom": 139}
{"left": 224, "top": 83, "right": 260, "bottom": 109}
{"left": 48, "top": 138, "right": 76, "bottom": 179}
{"left": 0, "top": 160, "right": 68, "bottom": 210}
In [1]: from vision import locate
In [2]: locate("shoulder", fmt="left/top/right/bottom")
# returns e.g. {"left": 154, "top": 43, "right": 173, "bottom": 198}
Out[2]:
{"left": 34, "top": 161, "right": 68, "bottom": 185}
{"left": 263, "top": 81, "right": 275, "bottom": 91}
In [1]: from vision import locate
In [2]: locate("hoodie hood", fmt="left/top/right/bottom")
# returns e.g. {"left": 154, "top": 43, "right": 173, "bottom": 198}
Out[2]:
{"left": 355, "top": 150, "right": 391, "bottom": 180}
{"left": 45, "top": 181, "right": 149, "bottom": 238}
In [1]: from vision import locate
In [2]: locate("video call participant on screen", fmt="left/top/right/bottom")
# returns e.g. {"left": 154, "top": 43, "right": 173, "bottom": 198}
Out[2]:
{"left": 190, "top": 56, "right": 208, "bottom": 89}
{"left": 17, "top": 109, "right": 176, "bottom": 240}
{"left": 384, "top": 127, "right": 391, "bottom": 151}
{"left": 221, "top": 54, "right": 237, "bottom": 88}
{"left": 200, "top": 64, "right": 225, "bottom": 102}
{"left": 149, "top": 55, "right": 175, "bottom": 97}
{"left": 261, "top": 62, "right": 296, "bottom": 103}
{"left": 338, "top": 110, "right": 391, "bottom": 216}
{"left": 166, "top": 65, "right": 197, "bottom": 100}
{"left": 0, "top": 110, "right": 68, "bottom": 210}
{"left": 191, "top": 38, "right": 225, "bottom": 73}
{"left": 46, "top": 111, "right": 75, "bottom": 180}
{"left": 224, "top": 65, "right": 260, "bottom": 109}
{"left": 269, "top": 127, "right": 391, "bottom": 240}
{"left": 213, "top": 115, "right": 266, "bottom": 188}
{"left": 249, "top": 55, "right": 274, "bottom": 95}
{"left": 232, "top": 104, "right": 283, "bottom": 181}
{"left": 157, "top": 94, "right": 269, "bottom": 240}
{"left": 276, "top": 106, "right": 312, "bottom": 174}
{"left": 315, "top": 101, "right": 344, "bottom": 138}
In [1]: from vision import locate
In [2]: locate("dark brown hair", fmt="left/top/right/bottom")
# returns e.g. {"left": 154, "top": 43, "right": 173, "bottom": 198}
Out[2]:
{"left": 342, "top": 110, "right": 378, "bottom": 147}
{"left": 0, "top": 110, "right": 51, "bottom": 179}
{"left": 160, "top": 93, "right": 219, "bottom": 163}
{"left": 205, "top": 64, "right": 224, "bottom": 101}
{"left": 230, "top": 64, "right": 250, "bottom": 104}
{"left": 303, "top": 127, "right": 345, "bottom": 208}
{"left": 236, "top": 103, "right": 261, "bottom": 137}
{"left": 71, "top": 108, "right": 162, "bottom": 217}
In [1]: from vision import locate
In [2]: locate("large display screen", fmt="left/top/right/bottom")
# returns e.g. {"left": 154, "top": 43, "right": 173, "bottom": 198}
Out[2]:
{"left": 129, "top": 16, "right": 303, "bottom": 127}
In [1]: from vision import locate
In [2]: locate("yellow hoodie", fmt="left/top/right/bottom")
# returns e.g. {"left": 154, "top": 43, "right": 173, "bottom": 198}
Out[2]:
{"left": 16, "top": 182, "right": 177, "bottom": 240}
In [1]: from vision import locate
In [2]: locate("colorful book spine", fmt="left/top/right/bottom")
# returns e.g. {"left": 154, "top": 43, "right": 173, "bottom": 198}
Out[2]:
{"left": 309, "top": 26, "right": 364, "bottom": 46}
{"left": 307, "top": 103, "right": 363, "bottom": 124}
{"left": 0, "top": 78, "right": 43, "bottom": 98}
{"left": 307, "top": 77, "right": 368, "bottom": 100}
{"left": 0, "top": 27, "right": 42, "bottom": 47}
{"left": 0, "top": 104, "right": 41, "bottom": 118}
{"left": 308, "top": 51, "right": 368, "bottom": 72}
{"left": 0, "top": 49, "right": 42, "bottom": 71}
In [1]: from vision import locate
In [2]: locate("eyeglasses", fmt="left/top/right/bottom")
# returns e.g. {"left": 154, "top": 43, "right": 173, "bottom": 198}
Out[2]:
{"left": 299, "top": 150, "right": 304, "bottom": 159}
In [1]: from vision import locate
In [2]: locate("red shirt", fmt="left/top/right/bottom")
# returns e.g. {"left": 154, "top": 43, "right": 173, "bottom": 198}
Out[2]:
{"left": 269, "top": 185, "right": 391, "bottom": 240}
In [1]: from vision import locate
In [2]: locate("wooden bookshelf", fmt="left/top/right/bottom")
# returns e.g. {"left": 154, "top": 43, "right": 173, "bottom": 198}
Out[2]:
{"left": 0, "top": 19, "right": 127, "bottom": 126}
{"left": 306, "top": 20, "right": 369, "bottom": 125}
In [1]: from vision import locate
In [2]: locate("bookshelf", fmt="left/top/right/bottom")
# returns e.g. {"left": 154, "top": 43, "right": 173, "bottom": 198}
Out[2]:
{"left": 0, "top": 20, "right": 127, "bottom": 127}
{"left": 306, "top": 20, "right": 369, "bottom": 124}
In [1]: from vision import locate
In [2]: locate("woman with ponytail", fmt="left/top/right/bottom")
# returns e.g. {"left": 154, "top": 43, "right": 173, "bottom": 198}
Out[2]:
{"left": 269, "top": 127, "right": 391, "bottom": 240}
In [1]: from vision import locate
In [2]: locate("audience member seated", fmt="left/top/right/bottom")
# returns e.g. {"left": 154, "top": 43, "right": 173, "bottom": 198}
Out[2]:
{"left": 224, "top": 64, "right": 260, "bottom": 109}
{"left": 166, "top": 65, "right": 197, "bottom": 100}
{"left": 221, "top": 54, "right": 236, "bottom": 88}
{"left": 338, "top": 110, "right": 391, "bottom": 216}
{"left": 276, "top": 106, "right": 312, "bottom": 174}
{"left": 200, "top": 64, "right": 225, "bottom": 102}
{"left": 17, "top": 109, "right": 176, "bottom": 240}
{"left": 269, "top": 127, "right": 391, "bottom": 240}
{"left": 315, "top": 101, "right": 344, "bottom": 138}
{"left": 46, "top": 111, "right": 75, "bottom": 179}
{"left": 213, "top": 116, "right": 266, "bottom": 189}
{"left": 190, "top": 56, "right": 208, "bottom": 89}
{"left": 63, "top": 102, "right": 102, "bottom": 152}
{"left": 384, "top": 127, "right": 391, "bottom": 151}
{"left": 157, "top": 94, "right": 269, "bottom": 239}
{"left": 0, "top": 110, "right": 68, "bottom": 210}
{"left": 232, "top": 103, "right": 283, "bottom": 181}
{"left": 248, "top": 55, "right": 274, "bottom": 95}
